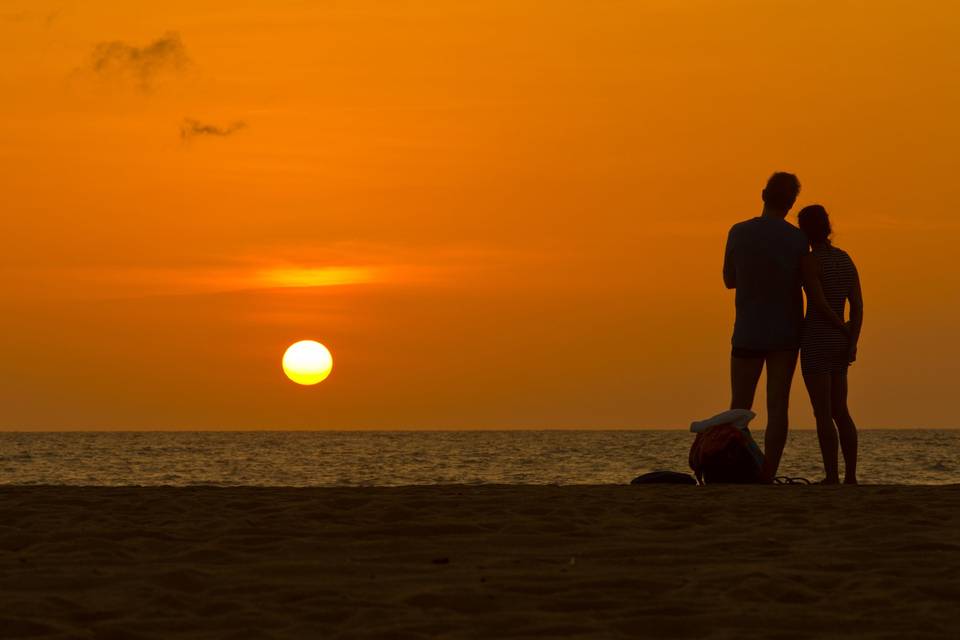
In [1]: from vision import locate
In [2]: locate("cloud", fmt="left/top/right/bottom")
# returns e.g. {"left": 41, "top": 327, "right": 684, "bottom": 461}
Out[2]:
{"left": 87, "top": 31, "right": 188, "bottom": 91}
{"left": 7, "top": 263, "right": 390, "bottom": 302}
{"left": 3, "top": 6, "right": 66, "bottom": 28}
{"left": 6, "top": 242, "right": 495, "bottom": 303}
{"left": 180, "top": 118, "right": 247, "bottom": 141}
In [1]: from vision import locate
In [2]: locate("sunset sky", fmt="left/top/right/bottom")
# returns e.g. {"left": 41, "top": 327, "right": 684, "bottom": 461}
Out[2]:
{"left": 2, "top": 1, "right": 958, "bottom": 429}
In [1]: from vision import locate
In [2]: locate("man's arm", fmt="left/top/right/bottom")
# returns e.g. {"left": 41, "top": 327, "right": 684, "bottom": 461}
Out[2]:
{"left": 723, "top": 228, "right": 736, "bottom": 289}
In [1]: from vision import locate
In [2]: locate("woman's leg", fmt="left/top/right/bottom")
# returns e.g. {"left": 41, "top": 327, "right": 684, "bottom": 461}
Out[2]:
{"left": 803, "top": 372, "right": 839, "bottom": 483}
{"left": 831, "top": 368, "right": 859, "bottom": 484}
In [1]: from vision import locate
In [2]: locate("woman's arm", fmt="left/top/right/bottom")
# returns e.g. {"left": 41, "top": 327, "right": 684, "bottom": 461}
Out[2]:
{"left": 801, "top": 254, "right": 846, "bottom": 331}
{"left": 846, "top": 262, "right": 864, "bottom": 362}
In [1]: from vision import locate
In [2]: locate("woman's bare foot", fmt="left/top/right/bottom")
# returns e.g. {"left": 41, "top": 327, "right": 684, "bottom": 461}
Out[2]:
{"left": 820, "top": 476, "right": 841, "bottom": 485}
{"left": 844, "top": 476, "right": 858, "bottom": 485}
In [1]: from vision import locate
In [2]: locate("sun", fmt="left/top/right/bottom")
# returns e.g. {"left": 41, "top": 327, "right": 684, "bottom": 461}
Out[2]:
{"left": 282, "top": 340, "right": 333, "bottom": 385}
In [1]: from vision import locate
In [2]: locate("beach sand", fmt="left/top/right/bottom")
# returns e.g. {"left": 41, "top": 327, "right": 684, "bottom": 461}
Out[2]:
{"left": 1, "top": 485, "right": 958, "bottom": 639}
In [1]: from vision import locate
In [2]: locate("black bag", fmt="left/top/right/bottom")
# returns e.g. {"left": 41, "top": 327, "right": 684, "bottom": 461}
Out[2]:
{"left": 630, "top": 470, "right": 697, "bottom": 485}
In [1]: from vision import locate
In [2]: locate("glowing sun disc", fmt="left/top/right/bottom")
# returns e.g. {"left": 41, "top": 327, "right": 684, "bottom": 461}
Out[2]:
{"left": 282, "top": 340, "right": 333, "bottom": 385}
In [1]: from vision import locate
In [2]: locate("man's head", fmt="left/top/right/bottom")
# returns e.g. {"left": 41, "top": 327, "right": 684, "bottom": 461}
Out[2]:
{"left": 761, "top": 172, "right": 801, "bottom": 215}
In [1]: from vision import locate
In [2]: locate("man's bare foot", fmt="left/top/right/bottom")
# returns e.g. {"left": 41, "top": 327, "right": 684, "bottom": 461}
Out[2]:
{"left": 820, "top": 476, "right": 841, "bottom": 485}
{"left": 844, "top": 476, "right": 858, "bottom": 485}
{"left": 758, "top": 463, "right": 775, "bottom": 484}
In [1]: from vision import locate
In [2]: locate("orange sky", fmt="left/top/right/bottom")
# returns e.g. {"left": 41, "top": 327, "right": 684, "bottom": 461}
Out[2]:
{"left": 2, "top": 1, "right": 959, "bottom": 429}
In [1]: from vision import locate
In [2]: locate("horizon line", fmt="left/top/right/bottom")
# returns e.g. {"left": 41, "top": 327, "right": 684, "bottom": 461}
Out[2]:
{"left": 0, "top": 427, "right": 956, "bottom": 433}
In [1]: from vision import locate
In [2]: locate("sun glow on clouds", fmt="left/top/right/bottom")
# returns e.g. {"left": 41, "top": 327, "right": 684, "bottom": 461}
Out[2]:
{"left": 10, "top": 243, "right": 499, "bottom": 303}
{"left": 12, "top": 263, "right": 388, "bottom": 301}
{"left": 255, "top": 266, "right": 379, "bottom": 289}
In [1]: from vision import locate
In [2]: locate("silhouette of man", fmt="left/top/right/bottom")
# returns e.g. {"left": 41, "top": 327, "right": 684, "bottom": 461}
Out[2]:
{"left": 723, "top": 172, "right": 808, "bottom": 481}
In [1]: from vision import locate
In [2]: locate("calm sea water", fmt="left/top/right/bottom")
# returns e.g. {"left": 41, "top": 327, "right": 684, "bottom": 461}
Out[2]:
{"left": 0, "top": 430, "right": 956, "bottom": 486}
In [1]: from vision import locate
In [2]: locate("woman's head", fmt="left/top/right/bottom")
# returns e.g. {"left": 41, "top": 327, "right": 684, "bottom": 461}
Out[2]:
{"left": 798, "top": 204, "right": 832, "bottom": 245}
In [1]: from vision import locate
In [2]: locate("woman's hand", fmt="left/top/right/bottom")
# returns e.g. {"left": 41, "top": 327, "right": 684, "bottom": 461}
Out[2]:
{"left": 844, "top": 321, "right": 858, "bottom": 363}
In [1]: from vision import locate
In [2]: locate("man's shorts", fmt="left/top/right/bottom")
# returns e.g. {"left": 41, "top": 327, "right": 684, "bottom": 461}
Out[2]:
{"left": 731, "top": 347, "right": 799, "bottom": 359}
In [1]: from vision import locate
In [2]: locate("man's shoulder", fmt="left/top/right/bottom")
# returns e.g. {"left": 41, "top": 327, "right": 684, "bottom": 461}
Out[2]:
{"left": 728, "top": 217, "right": 759, "bottom": 236}
{"left": 728, "top": 217, "right": 808, "bottom": 252}
{"left": 731, "top": 217, "right": 760, "bottom": 229}
{"left": 782, "top": 219, "right": 805, "bottom": 236}
{"left": 768, "top": 218, "right": 808, "bottom": 245}
{"left": 783, "top": 220, "right": 808, "bottom": 243}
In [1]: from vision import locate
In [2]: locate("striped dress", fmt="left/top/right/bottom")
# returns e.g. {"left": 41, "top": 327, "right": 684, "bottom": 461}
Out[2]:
{"left": 800, "top": 245, "right": 858, "bottom": 375}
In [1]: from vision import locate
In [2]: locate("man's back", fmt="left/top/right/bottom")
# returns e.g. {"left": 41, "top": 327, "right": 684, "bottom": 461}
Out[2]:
{"left": 724, "top": 216, "right": 809, "bottom": 350}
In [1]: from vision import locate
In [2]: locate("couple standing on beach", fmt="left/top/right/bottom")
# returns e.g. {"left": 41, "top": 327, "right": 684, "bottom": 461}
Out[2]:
{"left": 723, "top": 173, "right": 863, "bottom": 484}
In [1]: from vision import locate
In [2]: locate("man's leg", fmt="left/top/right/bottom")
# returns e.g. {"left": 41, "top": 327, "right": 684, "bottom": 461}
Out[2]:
{"left": 730, "top": 353, "right": 764, "bottom": 411}
{"left": 761, "top": 349, "right": 799, "bottom": 480}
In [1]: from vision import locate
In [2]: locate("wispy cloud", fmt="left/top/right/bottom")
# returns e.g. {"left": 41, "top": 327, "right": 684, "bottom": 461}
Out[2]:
{"left": 85, "top": 31, "right": 188, "bottom": 91}
{"left": 2, "top": 8, "right": 58, "bottom": 25}
{"left": 180, "top": 118, "right": 247, "bottom": 141}
{"left": 4, "top": 243, "right": 516, "bottom": 302}
{"left": 4, "top": 263, "right": 385, "bottom": 302}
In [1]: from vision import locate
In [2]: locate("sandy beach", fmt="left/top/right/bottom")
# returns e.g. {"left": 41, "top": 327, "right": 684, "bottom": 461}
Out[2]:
{"left": 1, "top": 485, "right": 958, "bottom": 639}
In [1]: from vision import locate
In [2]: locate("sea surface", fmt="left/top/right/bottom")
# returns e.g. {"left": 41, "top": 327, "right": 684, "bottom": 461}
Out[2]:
{"left": 0, "top": 430, "right": 956, "bottom": 486}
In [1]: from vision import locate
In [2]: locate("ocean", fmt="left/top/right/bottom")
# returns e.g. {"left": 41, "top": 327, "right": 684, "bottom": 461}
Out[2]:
{"left": 0, "top": 430, "right": 956, "bottom": 486}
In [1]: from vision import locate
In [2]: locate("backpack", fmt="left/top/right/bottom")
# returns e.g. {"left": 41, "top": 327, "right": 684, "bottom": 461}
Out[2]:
{"left": 689, "top": 423, "right": 764, "bottom": 484}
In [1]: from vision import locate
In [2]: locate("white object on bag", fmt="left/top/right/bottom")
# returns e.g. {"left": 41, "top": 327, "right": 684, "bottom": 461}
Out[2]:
{"left": 690, "top": 409, "right": 756, "bottom": 434}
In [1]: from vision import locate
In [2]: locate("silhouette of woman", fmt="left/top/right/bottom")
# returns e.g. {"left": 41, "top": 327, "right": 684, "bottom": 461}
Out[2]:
{"left": 798, "top": 205, "right": 863, "bottom": 484}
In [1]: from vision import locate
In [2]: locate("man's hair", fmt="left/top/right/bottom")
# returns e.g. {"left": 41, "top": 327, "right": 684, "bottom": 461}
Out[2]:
{"left": 762, "top": 172, "right": 801, "bottom": 211}
{"left": 798, "top": 204, "right": 832, "bottom": 245}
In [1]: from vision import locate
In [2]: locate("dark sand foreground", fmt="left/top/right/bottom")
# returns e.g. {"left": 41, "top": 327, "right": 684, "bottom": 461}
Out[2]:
{"left": 1, "top": 485, "right": 959, "bottom": 639}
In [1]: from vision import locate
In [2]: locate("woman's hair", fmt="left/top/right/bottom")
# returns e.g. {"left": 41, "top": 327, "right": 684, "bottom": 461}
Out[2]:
{"left": 798, "top": 204, "right": 832, "bottom": 245}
